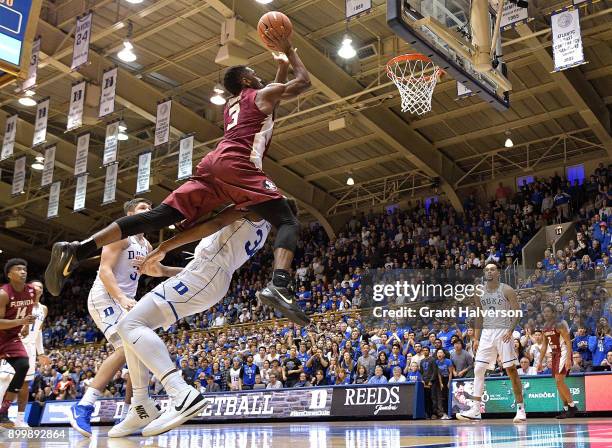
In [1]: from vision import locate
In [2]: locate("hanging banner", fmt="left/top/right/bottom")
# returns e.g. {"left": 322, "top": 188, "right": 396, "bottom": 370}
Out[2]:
{"left": 177, "top": 134, "right": 194, "bottom": 180}
{"left": 11, "top": 156, "right": 26, "bottom": 196}
{"left": 74, "top": 132, "right": 90, "bottom": 176}
{"left": 154, "top": 99, "right": 172, "bottom": 147}
{"left": 551, "top": 8, "right": 586, "bottom": 72}
{"left": 67, "top": 81, "right": 86, "bottom": 131}
{"left": 71, "top": 12, "right": 93, "bottom": 70}
{"left": 102, "top": 163, "right": 118, "bottom": 205}
{"left": 47, "top": 181, "right": 61, "bottom": 219}
{"left": 33, "top": 98, "right": 50, "bottom": 147}
{"left": 345, "top": 0, "right": 372, "bottom": 19}
{"left": 1, "top": 115, "right": 18, "bottom": 161}
{"left": 457, "top": 82, "right": 474, "bottom": 99}
{"left": 136, "top": 151, "right": 152, "bottom": 194}
{"left": 573, "top": 0, "right": 590, "bottom": 5}
{"left": 99, "top": 67, "right": 118, "bottom": 117}
{"left": 103, "top": 121, "right": 119, "bottom": 166}
{"left": 74, "top": 174, "right": 88, "bottom": 211}
{"left": 41, "top": 145, "right": 56, "bottom": 187}
{"left": 499, "top": 2, "right": 530, "bottom": 30}
{"left": 22, "top": 36, "right": 40, "bottom": 91}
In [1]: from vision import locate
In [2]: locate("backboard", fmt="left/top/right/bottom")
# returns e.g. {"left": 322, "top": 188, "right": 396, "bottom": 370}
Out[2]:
{"left": 387, "top": 0, "right": 512, "bottom": 110}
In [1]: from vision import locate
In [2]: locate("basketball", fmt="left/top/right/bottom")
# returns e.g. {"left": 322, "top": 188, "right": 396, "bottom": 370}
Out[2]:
{"left": 257, "top": 11, "right": 293, "bottom": 51}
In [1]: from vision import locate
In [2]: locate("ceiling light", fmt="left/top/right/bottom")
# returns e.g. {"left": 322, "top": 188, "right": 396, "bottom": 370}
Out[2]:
{"left": 255, "top": 0, "right": 273, "bottom": 3}
{"left": 504, "top": 130, "right": 513, "bottom": 148}
{"left": 168, "top": 224, "right": 176, "bottom": 230}
{"left": 35, "top": 155, "right": 44, "bottom": 163}
{"left": 338, "top": 35, "right": 357, "bottom": 59}
{"left": 346, "top": 176, "right": 355, "bottom": 186}
{"left": 31, "top": 162, "right": 44, "bottom": 170}
{"left": 125, "top": 0, "right": 143, "bottom": 4}
{"left": 118, "top": 40, "right": 137, "bottom": 62}
{"left": 0, "top": 249, "right": 3, "bottom": 254}
{"left": 18, "top": 96, "right": 36, "bottom": 106}
{"left": 211, "top": 92, "right": 226, "bottom": 106}
{"left": 24, "top": 89, "right": 35, "bottom": 97}
{"left": 118, "top": 132, "right": 129, "bottom": 141}
{"left": 118, "top": 121, "right": 127, "bottom": 132}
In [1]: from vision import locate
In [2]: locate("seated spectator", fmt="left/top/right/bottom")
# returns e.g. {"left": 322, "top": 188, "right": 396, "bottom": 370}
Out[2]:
{"left": 406, "top": 362, "right": 423, "bottom": 383}
{"left": 205, "top": 375, "right": 221, "bottom": 393}
{"left": 388, "top": 366, "right": 406, "bottom": 383}
{"left": 517, "top": 357, "right": 537, "bottom": 376}
{"left": 294, "top": 372, "right": 311, "bottom": 388}
{"left": 253, "top": 374, "right": 266, "bottom": 389}
{"left": 353, "top": 364, "right": 369, "bottom": 384}
{"left": 266, "top": 373, "right": 283, "bottom": 389}
{"left": 312, "top": 369, "right": 328, "bottom": 387}
{"left": 570, "top": 353, "right": 585, "bottom": 374}
{"left": 368, "top": 366, "right": 388, "bottom": 385}
{"left": 600, "top": 351, "right": 612, "bottom": 370}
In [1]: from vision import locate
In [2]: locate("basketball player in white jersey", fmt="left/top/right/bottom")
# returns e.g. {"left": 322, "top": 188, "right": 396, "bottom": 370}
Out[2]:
{"left": 108, "top": 202, "right": 289, "bottom": 437}
{"left": 457, "top": 263, "right": 526, "bottom": 422}
{"left": 70, "top": 198, "right": 182, "bottom": 437}
{"left": 16, "top": 279, "right": 47, "bottom": 428}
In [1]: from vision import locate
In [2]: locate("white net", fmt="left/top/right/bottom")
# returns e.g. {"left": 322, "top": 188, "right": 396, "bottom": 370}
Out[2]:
{"left": 386, "top": 55, "right": 442, "bottom": 116}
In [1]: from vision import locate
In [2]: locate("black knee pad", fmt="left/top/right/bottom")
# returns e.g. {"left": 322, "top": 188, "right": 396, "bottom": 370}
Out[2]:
{"left": 6, "top": 357, "right": 29, "bottom": 393}
{"left": 116, "top": 204, "right": 184, "bottom": 238}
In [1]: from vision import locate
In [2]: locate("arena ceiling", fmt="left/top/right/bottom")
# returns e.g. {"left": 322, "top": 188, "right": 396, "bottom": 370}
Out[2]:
{"left": 0, "top": 0, "right": 610, "bottom": 261}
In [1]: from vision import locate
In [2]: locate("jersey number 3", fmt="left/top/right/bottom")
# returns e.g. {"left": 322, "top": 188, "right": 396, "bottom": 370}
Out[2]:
{"left": 227, "top": 103, "right": 240, "bottom": 130}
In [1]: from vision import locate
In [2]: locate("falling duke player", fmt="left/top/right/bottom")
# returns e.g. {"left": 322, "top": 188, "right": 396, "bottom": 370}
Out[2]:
{"left": 107, "top": 203, "right": 295, "bottom": 437}
{"left": 457, "top": 263, "right": 527, "bottom": 422}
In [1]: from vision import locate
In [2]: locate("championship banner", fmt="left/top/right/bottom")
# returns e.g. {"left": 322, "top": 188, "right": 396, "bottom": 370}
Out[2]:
{"left": 551, "top": 8, "right": 586, "bottom": 72}
{"left": 11, "top": 156, "right": 26, "bottom": 196}
{"left": 71, "top": 12, "right": 93, "bottom": 70}
{"left": 99, "top": 67, "right": 118, "bottom": 117}
{"left": 33, "top": 98, "right": 50, "bottom": 147}
{"left": 67, "top": 81, "right": 86, "bottom": 131}
{"left": 73, "top": 174, "right": 88, "bottom": 211}
{"left": 47, "top": 181, "right": 61, "bottom": 219}
{"left": 457, "top": 81, "right": 474, "bottom": 99}
{"left": 499, "top": 2, "right": 530, "bottom": 31}
{"left": 154, "top": 99, "right": 172, "bottom": 147}
{"left": 74, "top": 132, "right": 90, "bottom": 176}
{"left": 103, "top": 121, "right": 119, "bottom": 166}
{"left": 22, "top": 36, "right": 40, "bottom": 91}
{"left": 1, "top": 114, "right": 18, "bottom": 161}
{"left": 136, "top": 151, "right": 152, "bottom": 194}
{"left": 177, "top": 134, "right": 194, "bottom": 180}
{"left": 41, "top": 145, "right": 56, "bottom": 187}
{"left": 573, "top": 0, "right": 590, "bottom": 5}
{"left": 345, "top": 0, "right": 371, "bottom": 19}
{"left": 102, "top": 163, "right": 118, "bottom": 205}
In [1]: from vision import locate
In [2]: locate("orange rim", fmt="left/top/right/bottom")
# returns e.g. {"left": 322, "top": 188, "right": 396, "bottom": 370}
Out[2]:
{"left": 386, "top": 53, "right": 445, "bottom": 81}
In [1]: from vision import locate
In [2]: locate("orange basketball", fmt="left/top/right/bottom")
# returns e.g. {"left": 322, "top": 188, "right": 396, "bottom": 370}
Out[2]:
{"left": 257, "top": 11, "right": 293, "bottom": 51}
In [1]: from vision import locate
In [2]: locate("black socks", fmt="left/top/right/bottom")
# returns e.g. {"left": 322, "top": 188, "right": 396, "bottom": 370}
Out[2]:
{"left": 272, "top": 269, "right": 291, "bottom": 288}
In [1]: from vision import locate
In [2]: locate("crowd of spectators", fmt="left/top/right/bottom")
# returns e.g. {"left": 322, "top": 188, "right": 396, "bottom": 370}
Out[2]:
{"left": 22, "top": 163, "right": 612, "bottom": 419}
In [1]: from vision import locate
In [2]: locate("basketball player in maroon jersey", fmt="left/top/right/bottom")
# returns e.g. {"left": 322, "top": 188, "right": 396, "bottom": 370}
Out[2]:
{"left": 45, "top": 35, "right": 310, "bottom": 326}
{"left": 537, "top": 303, "right": 576, "bottom": 419}
{"left": 0, "top": 258, "right": 36, "bottom": 427}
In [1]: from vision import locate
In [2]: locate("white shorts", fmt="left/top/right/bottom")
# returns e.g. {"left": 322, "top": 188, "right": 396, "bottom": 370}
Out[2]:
{"left": 147, "top": 265, "right": 231, "bottom": 331}
{"left": 88, "top": 287, "right": 126, "bottom": 349}
{"left": 475, "top": 328, "right": 518, "bottom": 369}
{"left": 24, "top": 343, "right": 36, "bottom": 382}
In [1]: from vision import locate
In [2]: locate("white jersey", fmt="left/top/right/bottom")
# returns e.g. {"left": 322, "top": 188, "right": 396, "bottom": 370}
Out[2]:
{"left": 479, "top": 282, "right": 513, "bottom": 330}
{"left": 22, "top": 303, "right": 45, "bottom": 349}
{"left": 183, "top": 219, "right": 271, "bottom": 276}
{"left": 91, "top": 235, "right": 149, "bottom": 298}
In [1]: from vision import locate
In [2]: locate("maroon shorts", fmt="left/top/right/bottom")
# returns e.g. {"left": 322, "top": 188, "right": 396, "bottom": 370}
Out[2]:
{"left": 551, "top": 352, "right": 568, "bottom": 376}
{"left": 0, "top": 337, "right": 27, "bottom": 358}
{"left": 163, "top": 150, "right": 283, "bottom": 224}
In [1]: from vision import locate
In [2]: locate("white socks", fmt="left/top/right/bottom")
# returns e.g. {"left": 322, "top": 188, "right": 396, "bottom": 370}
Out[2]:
{"left": 161, "top": 370, "right": 188, "bottom": 399}
{"left": 79, "top": 387, "right": 102, "bottom": 407}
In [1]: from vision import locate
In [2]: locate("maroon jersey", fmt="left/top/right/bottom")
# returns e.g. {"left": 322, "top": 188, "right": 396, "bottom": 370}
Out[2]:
{"left": 0, "top": 283, "right": 35, "bottom": 358}
{"left": 216, "top": 88, "right": 274, "bottom": 169}
{"left": 543, "top": 324, "right": 566, "bottom": 356}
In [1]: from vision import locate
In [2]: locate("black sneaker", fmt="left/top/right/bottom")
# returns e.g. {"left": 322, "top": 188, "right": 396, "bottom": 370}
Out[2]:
{"left": 556, "top": 409, "right": 568, "bottom": 419}
{"left": 566, "top": 405, "right": 577, "bottom": 418}
{"left": 0, "top": 411, "right": 14, "bottom": 428}
{"left": 257, "top": 282, "right": 310, "bottom": 327}
{"left": 45, "top": 241, "right": 80, "bottom": 296}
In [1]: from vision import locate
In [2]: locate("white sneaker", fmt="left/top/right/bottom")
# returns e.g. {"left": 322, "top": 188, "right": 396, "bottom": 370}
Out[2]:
{"left": 141, "top": 386, "right": 206, "bottom": 437}
{"left": 108, "top": 399, "right": 160, "bottom": 438}
{"left": 441, "top": 414, "right": 451, "bottom": 420}
{"left": 456, "top": 405, "right": 482, "bottom": 421}
{"left": 13, "top": 420, "right": 30, "bottom": 428}
{"left": 513, "top": 407, "right": 527, "bottom": 423}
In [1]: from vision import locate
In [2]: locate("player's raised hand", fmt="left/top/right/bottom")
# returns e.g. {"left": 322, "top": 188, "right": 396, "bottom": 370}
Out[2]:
{"left": 272, "top": 51, "right": 289, "bottom": 65}
{"left": 141, "top": 247, "right": 167, "bottom": 274}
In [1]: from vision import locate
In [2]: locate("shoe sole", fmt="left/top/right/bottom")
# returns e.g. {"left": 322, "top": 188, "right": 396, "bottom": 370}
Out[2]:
{"left": 68, "top": 411, "right": 92, "bottom": 438}
{"left": 108, "top": 416, "right": 158, "bottom": 438}
{"left": 456, "top": 414, "right": 481, "bottom": 421}
{"left": 45, "top": 243, "right": 70, "bottom": 297}
{"left": 257, "top": 292, "right": 310, "bottom": 327}
{"left": 513, "top": 418, "right": 527, "bottom": 423}
{"left": 141, "top": 394, "right": 207, "bottom": 437}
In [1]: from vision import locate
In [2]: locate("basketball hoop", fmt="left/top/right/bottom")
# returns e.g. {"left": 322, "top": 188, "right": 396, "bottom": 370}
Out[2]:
{"left": 386, "top": 54, "right": 444, "bottom": 116}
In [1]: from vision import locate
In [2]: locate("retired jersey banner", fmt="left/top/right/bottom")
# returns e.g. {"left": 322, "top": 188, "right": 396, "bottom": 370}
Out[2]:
{"left": 103, "top": 121, "right": 119, "bottom": 166}
{"left": 177, "top": 134, "right": 194, "bottom": 180}
{"left": 47, "top": 181, "right": 61, "bottom": 219}
{"left": 41, "top": 145, "right": 56, "bottom": 187}
{"left": 551, "top": 8, "right": 586, "bottom": 72}
{"left": 74, "top": 174, "right": 88, "bottom": 211}
{"left": 345, "top": 0, "right": 371, "bottom": 19}
{"left": 154, "top": 99, "right": 172, "bottom": 147}
{"left": 22, "top": 36, "right": 40, "bottom": 91}
{"left": 102, "top": 163, "right": 118, "bottom": 205}
{"left": 33, "top": 98, "right": 50, "bottom": 147}
{"left": 99, "top": 67, "right": 118, "bottom": 117}
{"left": 11, "top": 156, "right": 26, "bottom": 196}
{"left": 457, "top": 82, "right": 473, "bottom": 99}
{"left": 499, "top": 2, "right": 530, "bottom": 30}
{"left": 136, "top": 151, "right": 152, "bottom": 194}
{"left": 67, "top": 81, "right": 86, "bottom": 131}
{"left": 71, "top": 12, "right": 93, "bottom": 70}
{"left": 74, "top": 133, "right": 90, "bottom": 176}
{"left": 1, "top": 114, "right": 17, "bottom": 161}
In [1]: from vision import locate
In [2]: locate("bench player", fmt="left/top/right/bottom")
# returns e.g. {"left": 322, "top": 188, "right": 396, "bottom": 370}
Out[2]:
{"left": 457, "top": 262, "right": 527, "bottom": 423}
{"left": 537, "top": 303, "right": 576, "bottom": 419}
{"left": 0, "top": 259, "right": 36, "bottom": 427}
{"left": 45, "top": 34, "right": 310, "bottom": 327}
{"left": 70, "top": 198, "right": 182, "bottom": 437}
